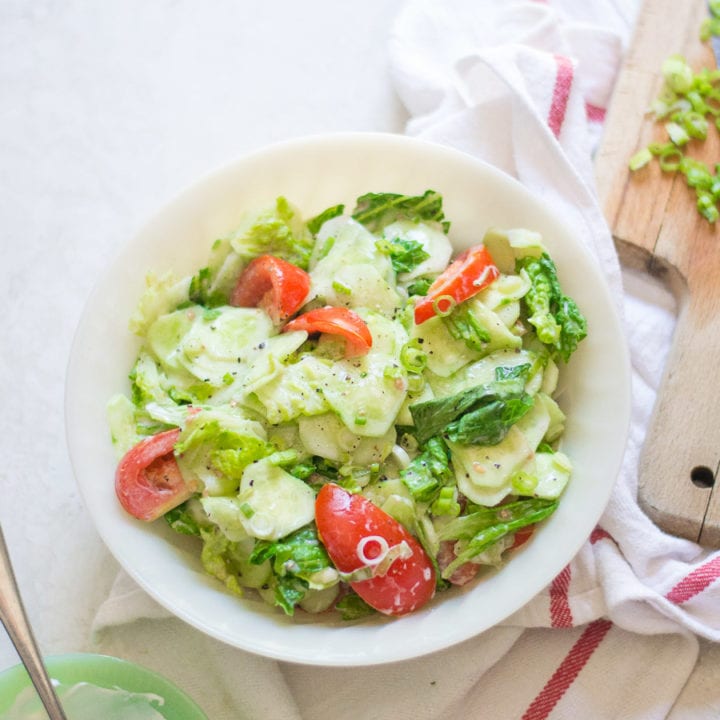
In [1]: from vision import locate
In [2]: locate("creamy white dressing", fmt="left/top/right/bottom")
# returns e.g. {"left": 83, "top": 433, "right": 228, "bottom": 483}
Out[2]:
{"left": 7, "top": 681, "right": 166, "bottom": 720}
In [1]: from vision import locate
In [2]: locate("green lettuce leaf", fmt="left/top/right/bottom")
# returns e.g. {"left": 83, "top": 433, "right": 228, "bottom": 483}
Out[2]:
{"left": 445, "top": 393, "right": 534, "bottom": 445}
{"left": 406, "top": 276, "right": 434, "bottom": 296}
{"left": 351, "top": 190, "right": 449, "bottom": 233}
{"left": 199, "top": 527, "right": 271, "bottom": 595}
{"left": 520, "top": 254, "right": 587, "bottom": 362}
{"left": 307, "top": 204, "right": 345, "bottom": 235}
{"left": 439, "top": 498, "right": 558, "bottom": 579}
{"left": 334, "top": 592, "right": 376, "bottom": 620}
{"left": 443, "top": 304, "right": 491, "bottom": 352}
{"left": 375, "top": 236, "right": 431, "bottom": 274}
{"left": 174, "top": 411, "right": 272, "bottom": 495}
{"left": 409, "top": 364, "right": 532, "bottom": 445}
{"left": 227, "top": 197, "right": 315, "bottom": 269}
{"left": 187, "top": 266, "right": 228, "bottom": 308}
{"left": 250, "top": 525, "right": 335, "bottom": 615}
{"left": 165, "top": 501, "right": 203, "bottom": 537}
{"left": 400, "top": 436, "right": 452, "bottom": 502}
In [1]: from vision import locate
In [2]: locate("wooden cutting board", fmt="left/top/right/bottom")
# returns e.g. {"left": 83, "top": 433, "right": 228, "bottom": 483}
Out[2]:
{"left": 595, "top": 0, "right": 720, "bottom": 546}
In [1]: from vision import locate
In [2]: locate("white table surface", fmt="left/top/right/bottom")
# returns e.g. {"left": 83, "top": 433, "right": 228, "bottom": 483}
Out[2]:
{"left": 0, "top": 0, "right": 406, "bottom": 672}
{"left": 2, "top": 2, "right": 719, "bottom": 716}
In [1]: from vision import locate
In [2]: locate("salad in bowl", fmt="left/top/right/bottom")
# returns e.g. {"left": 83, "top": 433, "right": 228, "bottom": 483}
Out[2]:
{"left": 107, "top": 190, "right": 586, "bottom": 620}
{"left": 66, "top": 133, "right": 629, "bottom": 665}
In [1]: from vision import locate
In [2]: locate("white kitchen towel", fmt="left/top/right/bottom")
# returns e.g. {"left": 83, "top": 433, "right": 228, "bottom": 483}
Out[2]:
{"left": 91, "top": 1, "right": 720, "bottom": 718}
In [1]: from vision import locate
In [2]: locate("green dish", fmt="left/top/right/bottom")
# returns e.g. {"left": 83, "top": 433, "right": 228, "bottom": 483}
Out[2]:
{"left": 0, "top": 653, "right": 207, "bottom": 719}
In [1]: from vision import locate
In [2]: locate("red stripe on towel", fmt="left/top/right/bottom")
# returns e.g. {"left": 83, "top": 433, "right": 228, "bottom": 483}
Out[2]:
{"left": 585, "top": 103, "right": 606, "bottom": 123}
{"left": 549, "top": 565, "right": 573, "bottom": 628}
{"left": 665, "top": 554, "right": 720, "bottom": 604}
{"left": 521, "top": 619, "right": 613, "bottom": 720}
{"left": 590, "top": 526, "right": 612, "bottom": 544}
{"left": 548, "top": 55, "right": 574, "bottom": 138}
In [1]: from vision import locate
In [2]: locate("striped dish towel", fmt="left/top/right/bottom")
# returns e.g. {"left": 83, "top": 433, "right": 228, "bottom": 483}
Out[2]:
{"left": 385, "top": 0, "right": 720, "bottom": 716}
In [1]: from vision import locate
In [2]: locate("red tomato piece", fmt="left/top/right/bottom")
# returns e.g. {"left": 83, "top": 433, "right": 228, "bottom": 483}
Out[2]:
{"left": 414, "top": 244, "right": 500, "bottom": 324}
{"left": 282, "top": 306, "right": 372, "bottom": 358}
{"left": 436, "top": 540, "right": 480, "bottom": 586}
{"left": 315, "top": 483, "right": 435, "bottom": 615}
{"left": 510, "top": 525, "right": 535, "bottom": 550}
{"left": 230, "top": 254, "right": 311, "bottom": 324}
{"left": 115, "top": 429, "right": 198, "bottom": 522}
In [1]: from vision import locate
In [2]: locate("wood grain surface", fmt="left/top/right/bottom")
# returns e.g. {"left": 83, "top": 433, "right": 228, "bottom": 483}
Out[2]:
{"left": 595, "top": 0, "right": 720, "bottom": 546}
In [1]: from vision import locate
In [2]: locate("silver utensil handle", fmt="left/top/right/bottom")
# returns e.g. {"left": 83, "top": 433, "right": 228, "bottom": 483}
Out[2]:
{"left": 0, "top": 526, "right": 68, "bottom": 719}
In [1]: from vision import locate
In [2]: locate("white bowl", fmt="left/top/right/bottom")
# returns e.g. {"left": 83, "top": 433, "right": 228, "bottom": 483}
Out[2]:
{"left": 65, "top": 132, "right": 630, "bottom": 666}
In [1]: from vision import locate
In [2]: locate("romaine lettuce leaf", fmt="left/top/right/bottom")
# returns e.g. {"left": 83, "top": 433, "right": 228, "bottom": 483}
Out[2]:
{"left": 250, "top": 525, "right": 334, "bottom": 585}
{"left": 227, "top": 197, "right": 315, "bottom": 269}
{"left": 438, "top": 497, "right": 558, "bottom": 579}
{"left": 409, "top": 364, "right": 532, "bottom": 445}
{"left": 199, "top": 527, "right": 271, "bottom": 595}
{"left": 187, "top": 266, "right": 228, "bottom": 308}
{"left": 351, "top": 190, "right": 449, "bottom": 233}
{"left": 307, "top": 204, "right": 345, "bottom": 235}
{"left": 375, "top": 236, "right": 430, "bottom": 274}
{"left": 519, "top": 254, "right": 587, "bottom": 362}
{"left": 250, "top": 525, "right": 338, "bottom": 615}
{"left": 400, "top": 436, "right": 452, "bottom": 502}
{"left": 334, "top": 592, "right": 376, "bottom": 620}
{"left": 164, "top": 498, "right": 211, "bottom": 537}
{"left": 174, "top": 409, "right": 271, "bottom": 496}
{"left": 128, "top": 271, "right": 190, "bottom": 336}
{"left": 444, "top": 393, "right": 534, "bottom": 446}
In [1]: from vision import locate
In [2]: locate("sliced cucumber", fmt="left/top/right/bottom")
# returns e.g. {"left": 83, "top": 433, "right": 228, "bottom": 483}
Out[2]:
{"left": 237, "top": 459, "right": 315, "bottom": 540}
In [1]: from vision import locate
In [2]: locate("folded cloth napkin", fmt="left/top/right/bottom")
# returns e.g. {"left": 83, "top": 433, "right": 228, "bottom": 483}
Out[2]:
{"left": 91, "top": 1, "right": 720, "bottom": 718}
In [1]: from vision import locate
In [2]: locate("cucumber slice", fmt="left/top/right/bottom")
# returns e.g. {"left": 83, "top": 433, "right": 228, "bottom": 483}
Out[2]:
{"left": 237, "top": 459, "right": 316, "bottom": 541}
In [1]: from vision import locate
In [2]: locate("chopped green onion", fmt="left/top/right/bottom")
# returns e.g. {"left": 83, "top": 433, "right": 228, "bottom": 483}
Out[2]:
{"left": 648, "top": 142, "right": 672, "bottom": 155}
{"left": 268, "top": 449, "right": 299, "bottom": 466}
{"left": 662, "top": 55, "right": 694, "bottom": 94}
{"left": 406, "top": 372, "right": 425, "bottom": 395}
{"left": 710, "top": 178, "right": 720, "bottom": 199}
{"left": 697, "top": 192, "right": 719, "bottom": 222}
{"left": 400, "top": 340, "right": 427, "bottom": 373}
{"left": 682, "top": 111, "right": 709, "bottom": 139}
{"left": 432, "top": 294, "right": 456, "bottom": 317}
{"left": 703, "top": 90, "right": 720, "bottom": 116}
{"left": 631, "top": 43, "right": 720, "bottom": 224}
{"left": 431, "top": 486, "right": 461, "bottom": 517}
{"left": 680, "top": 157, "right": 713, "bottom": 190}
{"left": 687, "top": 91, "right": 708, "bottom": 114}
{"left": 658, "top": 147, "right": 683, "bottom": 172}
{"left": 511, "top": 470, "right": 539, "bottom": 495}
{"left": 628, "top": 147, "right": 653, "bottom": 171}
{"left": 383, "top": 364, "right": 403, "bottom": 381}
{"left": 665, "top": 121, "right": 690, "bottom": 145}
{"left": 332, "top": 280, "right": 352, "bottom": 295}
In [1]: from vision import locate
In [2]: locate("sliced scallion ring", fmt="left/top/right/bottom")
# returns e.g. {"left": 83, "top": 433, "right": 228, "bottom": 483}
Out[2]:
{"left": 432, "top": 294, "right": 455, "bottom": 317}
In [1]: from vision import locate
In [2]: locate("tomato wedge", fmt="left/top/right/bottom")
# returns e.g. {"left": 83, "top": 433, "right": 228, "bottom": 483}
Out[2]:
{"left": 414, "top": 244, "right": 500, "bottom": 324}
{"left": 115, "top": 429, "right": 198, "bottom": 522}
{"left": 315, "top": 483, "right": 435, "bottom": 615}
{"left": 230, "top": 254, "right": 311, "bottom": 324}
{"left": 436, "top": 541, "right": 480, "bottom": 586}
{"left": 282, "top": 306, "right": 372, "bottom": 358}
{"left": 510, "top": 525, "right": 535, "bottom": 549}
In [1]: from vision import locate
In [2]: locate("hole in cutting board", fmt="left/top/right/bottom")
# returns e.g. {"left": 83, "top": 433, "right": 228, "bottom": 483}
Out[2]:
{"left": 690, "top": 466, "right": 715, "bottom": 489}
